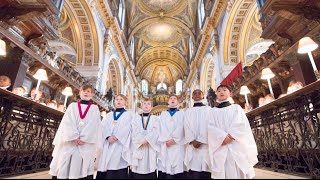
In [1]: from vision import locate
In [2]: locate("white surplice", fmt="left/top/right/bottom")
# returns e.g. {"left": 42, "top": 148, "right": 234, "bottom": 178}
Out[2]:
{"left": 97, "top": 110, "right": 133, "bottom": 172}
{"left": 208, "top": 104, "right": 258, "bottom": 179}
{"left": 158, "top": 110, "right": 185, "bottom": 175}
{"left": 49, "top": 103, "right": 102, "bottom": 179}
{"left": 131, "top": 114, "right": 160, "bottom": 174}
{"left": 184, "top": 105, "right": 211, "bottom": 172}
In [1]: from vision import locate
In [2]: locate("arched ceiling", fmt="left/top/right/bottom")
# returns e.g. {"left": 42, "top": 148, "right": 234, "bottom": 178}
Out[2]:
{"left": 55, "top": 0, "right": 99, "bottom": 66}
{"left": 126, "top": 0, "right": 197, "bottom": 87}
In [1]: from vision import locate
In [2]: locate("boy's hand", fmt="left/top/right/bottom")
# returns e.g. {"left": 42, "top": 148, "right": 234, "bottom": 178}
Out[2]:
{"left": 73, "top": 138, "right": 85, "bottom": 145}
{"left": 77, "top": 139, "right": 85, "bottom": 145}
{"left": 108, "top": 136, "right": 118, "bottom": 144}
{"left": 140, "top": 140, "right": 148, "bottom": 148}
{"left": 73, "top": 138, "right": 80, "bottom": 145}
{"left": 222, "top": 135, "right": 233, "bottom": 145}
{"left": 228, "top": 134, "right": 234, "bottom": 140}
{"left": 192, "top": 140, "right": 202, "bottom": 149}
{"left": 166, "top": 139, "right": 176, "bottom": 147}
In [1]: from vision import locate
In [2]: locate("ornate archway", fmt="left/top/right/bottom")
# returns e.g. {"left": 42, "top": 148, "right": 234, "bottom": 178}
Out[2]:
{"left": 107, "top": 59, "right": 121, "bottom": 95}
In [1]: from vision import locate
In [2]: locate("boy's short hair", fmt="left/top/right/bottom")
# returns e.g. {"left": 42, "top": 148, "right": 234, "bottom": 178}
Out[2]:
{"left": 114, "top": 94, "right": 128, "bottom": 102}
{"left": 192, "top": 89, "right": 204, "bottom": 95}
{"left": 31, "top": 87, "right": 43, "bottom": 94}
{"left": 0, "top": 75, "right": 11, "bottom": 86}
{"left": 217, "top": 85, "right": 232, "bottom": 92}
{"left": 289, "top": 80, "right": 303, "bottom": 87}
{"left": 13, "top": 86, "right": 27, "bottom": 93}
{"left": 142, "top": 98, "right": 153, "bottom": 106}
{"left": 168, "top": 94, "right": 179, "bottom": 100}
{"left": 80, "top": 85, "right": 94, "bottom": 92}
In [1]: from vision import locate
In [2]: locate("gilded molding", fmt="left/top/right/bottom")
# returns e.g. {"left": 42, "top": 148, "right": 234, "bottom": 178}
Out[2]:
{"left": 95, "top": 0, "right": 139, "bottom": 88}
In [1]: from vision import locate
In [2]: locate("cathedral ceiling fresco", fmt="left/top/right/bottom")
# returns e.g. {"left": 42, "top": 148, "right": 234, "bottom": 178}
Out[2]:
{"left": 126, "top": 0, "right": 197, "bottom": 86}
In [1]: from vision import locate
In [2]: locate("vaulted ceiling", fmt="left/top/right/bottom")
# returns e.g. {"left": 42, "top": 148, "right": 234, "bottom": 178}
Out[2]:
{"left": 126, "top": 0, "right": 198, "bottom": 87}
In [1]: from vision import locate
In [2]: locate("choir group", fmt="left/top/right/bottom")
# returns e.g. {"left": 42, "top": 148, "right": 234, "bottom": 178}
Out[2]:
{"left": 49, "top": 84, "right": 258, "bottom": 179}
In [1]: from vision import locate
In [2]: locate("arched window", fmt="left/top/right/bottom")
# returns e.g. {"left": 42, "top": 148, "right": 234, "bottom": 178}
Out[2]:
{"left": 176, "top": 79, "right": 183, "bottom": 95}
{"left": 118, "top": 0, "right": 125, "bottom": 29}
{"left": 198, "top": 0, "right": 205, "bottom": 28}
{"left": 141, "top": 79, "right": 148, "bottom": 95}
{"left": 130, "top": 38, "right": 134, "bottom": 60}
{"left": 157, "top": 83, "right": 167, "bottom": 90}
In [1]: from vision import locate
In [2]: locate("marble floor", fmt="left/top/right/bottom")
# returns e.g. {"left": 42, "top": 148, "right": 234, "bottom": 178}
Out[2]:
{"left": 4, "top": 168, "right": 308, "bottom": 179}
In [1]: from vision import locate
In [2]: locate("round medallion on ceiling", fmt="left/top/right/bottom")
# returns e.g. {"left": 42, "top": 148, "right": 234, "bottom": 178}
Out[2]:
{"left": 136, "top": 0, "right": 187, "bottom": 16}
{"left": 142, "top": 22, "right": 181, "bottom": 46}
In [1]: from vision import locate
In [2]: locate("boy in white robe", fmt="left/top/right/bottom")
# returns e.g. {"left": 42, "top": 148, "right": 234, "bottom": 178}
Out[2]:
{"left": 158, "top": 95, "right": 185, "bottom": 179}
{"left": 184, "top": 89, "right": 211, "bottom": 179}
{"left": 49, "top": 85, "right": 102, "bottom": 179}
{"left": 131, "top": 98, "right": 160, "bottom": 179}
{"left": 97, "top": 94, "right": 133, "bottom": 179}
{"left": 208, "top": 85, "right": 258, "bottom": 179}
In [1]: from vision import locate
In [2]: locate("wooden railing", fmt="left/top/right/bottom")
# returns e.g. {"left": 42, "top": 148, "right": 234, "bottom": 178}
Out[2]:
{"left": 246, "top": 80, "right": 320, "bottom": 178}
{"left": 0, "top": 88, "right": 63, "bottom": 177}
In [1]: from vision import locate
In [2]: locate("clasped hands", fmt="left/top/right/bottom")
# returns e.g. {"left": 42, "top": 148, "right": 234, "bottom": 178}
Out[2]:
{"left": 222, "top": 134, "right": 234, "bottom": 145}
{"left": 166, "top": 139, "right": 176, "bottom": 147}
{"left": 73, "top": 138, "right": 85, "bottom": 145}
{"left": 107, "top": 136, "right": 118, "bottom": 144}
{"left": 191, "top": 140, "right": 202, "bottom": 149}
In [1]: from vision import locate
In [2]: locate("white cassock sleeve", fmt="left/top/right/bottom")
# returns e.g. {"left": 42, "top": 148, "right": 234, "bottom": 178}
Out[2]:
{"left": 132, "top": 114, "right": 147, "bottom": 147}
{"left": 53, "top": 103, "right": 79, "bottom": 146}
{"left": 101, "top": 113, "right": 113, "bottom": 140}
{"left": 131, "top": 115, "right": 160, "bottom": 169}
{"left": 80, "top": 105, "right": 102, "bottom": 144}
{"left": 132, "top": 115, "right": 160, "bottom": 150}
{"left": 228, "top": 106, "right": 258, "bottom": 166}
{"left": 158, "top": 112, "right": 184, "bottom": 145}
{"left": 145, "top": 116, "right": 160, "bottom": 151}
{"left": 208, "top": 105, "right": 258, "bottom": 179}
{"left": 184, "top": 107, "right": 210, "bottom": 144}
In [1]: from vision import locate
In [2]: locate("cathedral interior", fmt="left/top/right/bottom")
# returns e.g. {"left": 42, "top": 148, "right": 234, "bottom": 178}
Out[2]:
{"left": 0, "top": 0, "right": 320, "bottom": 178}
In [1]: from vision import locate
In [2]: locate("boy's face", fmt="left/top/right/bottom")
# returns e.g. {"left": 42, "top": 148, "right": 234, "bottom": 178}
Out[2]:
{"left": 13, "top": 87, "right": 25, "bottom": 96}
{"left": 168, "top": 96, "right": 178, "bottom": 108}
{"left": 0, "top": 76, "right": 10, "bottom": 88}
{"left": 114, "top": 96, "right": 126, "bottom": 108}
{"left": 291, "top": 83, "right": 303, "bottom": 92}
{"left": 258, "top": 97, "right": 265, "bottom": 106}
{"left": 47, "top": 103, "right": 57, "bottom": 109}
{"left": 142, "top": 100, "right": 152, "bottom": 113}
{"left": 80, "top": 88, "right": 93, "bottom": 101}
{"left": 217, "top": 87, "right": 231, "bottom": 101}
{"left": 58, "top": 105, "right": 65, "bottom": 111}
{"left": 192, "top": 90, "right": 204, "bottom": 102}
{"left": 31, "top": 89, "right": 42, "bottom": 100}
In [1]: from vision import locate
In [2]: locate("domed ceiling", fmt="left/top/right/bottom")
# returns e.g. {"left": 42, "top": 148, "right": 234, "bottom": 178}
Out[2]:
{"left": 126, "top": 0, "right": 197, "bottom": 87}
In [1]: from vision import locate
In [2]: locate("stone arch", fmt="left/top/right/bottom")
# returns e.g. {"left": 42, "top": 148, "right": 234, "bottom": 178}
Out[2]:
{"left": 201, "top": 53, "right": 217, "bottom": 95}
{"left": 62, "top": 0, "right": 100, "bottom": 66}
{"left": 222, "top": 0, "right": 259, "bottom": 65}
{"left": 126, "top": 85, "right": 133, "bottom": 110}
{"left": 106, "top": 58, "right": 122, "bottom": 95}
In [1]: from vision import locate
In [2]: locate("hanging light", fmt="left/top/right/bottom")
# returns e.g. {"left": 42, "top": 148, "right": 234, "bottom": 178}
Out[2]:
{"left": 33, "top": 68, "right": 48, "bottom": 100}
{"left": 261, "top": 68, "right": 275, "bottom": 98}
{"left": 240, "top": 86, "right": 250, "bottom": 106}
{"left": 298, "top": 37, "right": 319, "bottom": 79}
{"left": 0, "top": 39, "right": 6, "bottom": 56}
{"left": 62, "top": 86, "right": 73, "bottom": 109}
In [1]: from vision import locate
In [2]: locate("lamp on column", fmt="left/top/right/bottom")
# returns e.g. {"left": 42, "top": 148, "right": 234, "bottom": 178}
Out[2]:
{"left": 240, "top": 85, "right": 250, "bottom": 106}
{"left": 33, "top": 68, "right": 48, "bottom": 100}
{"left": 297, "top": 37, "right": 319, "bottom": 79}
{"left": 261, "top": 68, "right": 275, "bottom": 98}
{"left": 62, "top": 86, "right": 73, "bottom": 110}
{"left": 0, "top": 39, "right": 6, "bottom": 56}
